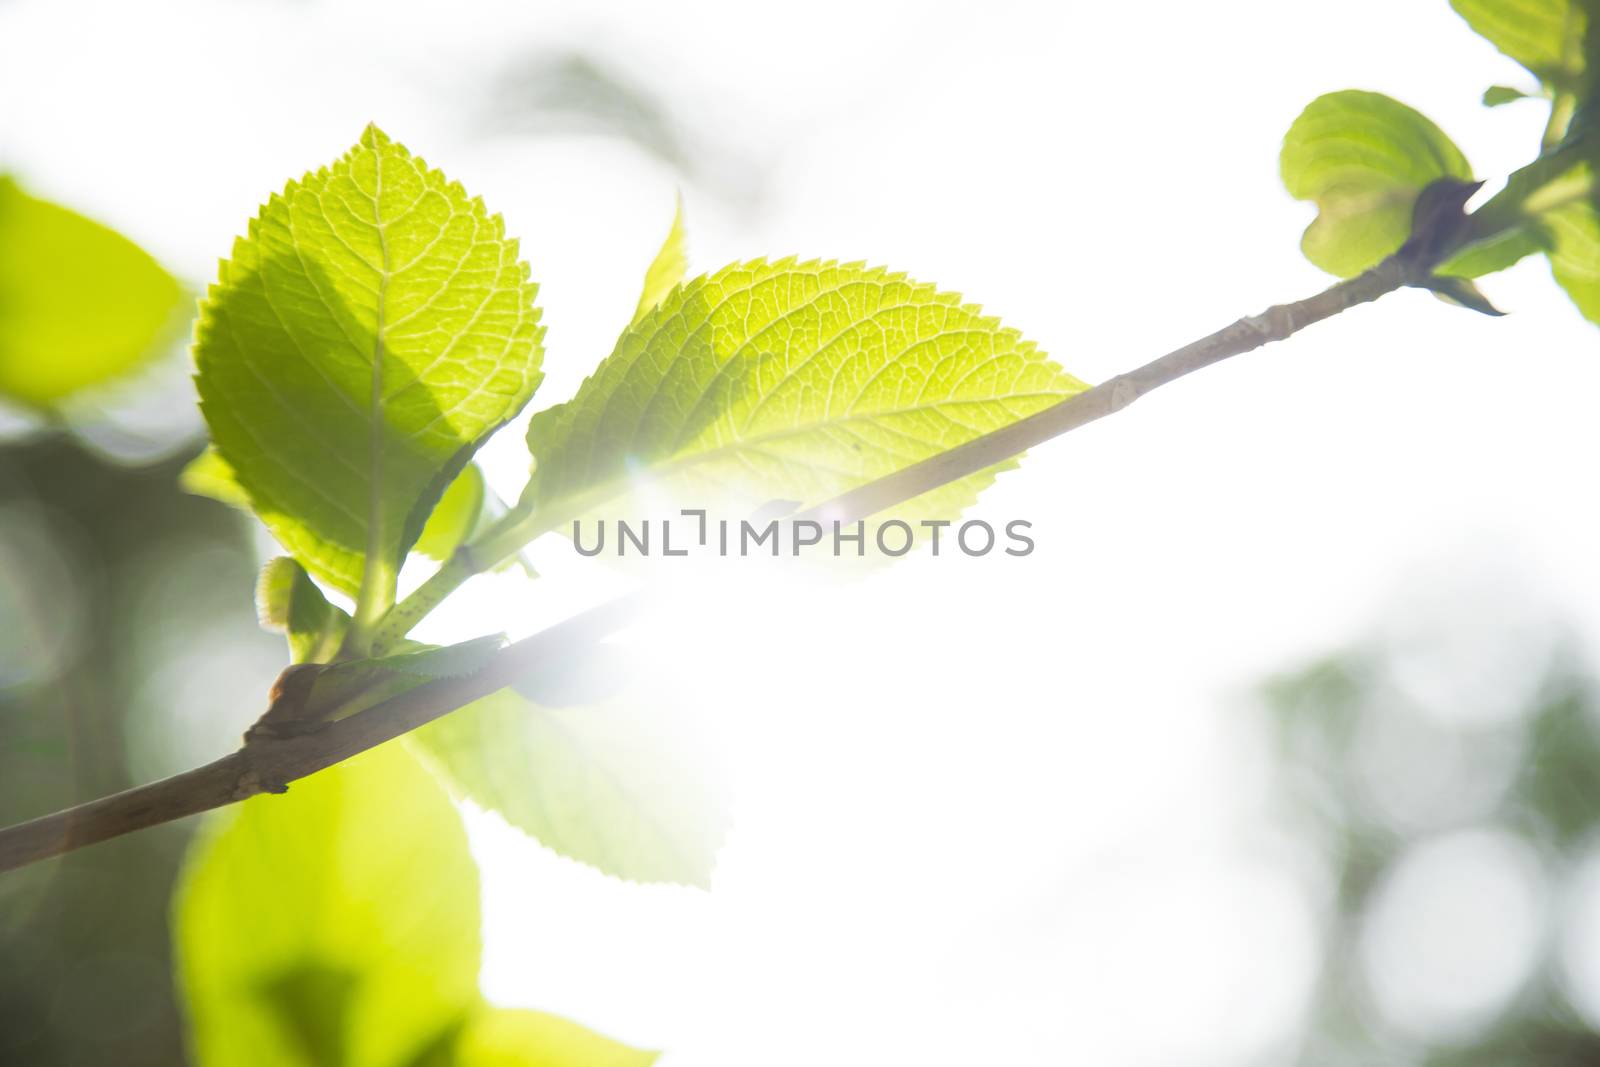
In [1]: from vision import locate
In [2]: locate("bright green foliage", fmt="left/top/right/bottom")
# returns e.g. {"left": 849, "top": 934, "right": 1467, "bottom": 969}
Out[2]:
{"left": 1280, "top": 79, "right": 1600, "bottom": 326}
{"left": 174, "top": 744, "right": 480, "bottom": 1067}
{"left": 182, "top": 447, "right": 254, "bottom": 511}
{"left": 1448, "top": 0, "right": 1600, "bottom": 322}
{"left": 173, "top": 743, "right": 656, "bottom": 1067}
{"left": 1280, "top": 91, "right": 1474, "bottom": 277}
{"left": 450, "top": 1009, "right": 657, "bottom": 1067}
{"left": 1435, "top": 211, "right": 1553, "bottom": 278}
{"left": 632, "top": 198, "right": 687, "bottom": 324}
{"left": 1483, "top": 85, "right": 1534, "bottom": 106}
{"left": 1543, "top": 168, "right": 1600, "bottom": 317}
{"left": 256, "top": 556, "right": 346, "bottom": 663}
{"left": 1450, "top": 0, "right": 1586, "bottom": 89}
{"left": 412, "top": 663, "right": 726, "bottom": 887}
{"left": 416, "top": 464, "right": 486, "bottom": 561}
{"left": 185, "top": 446, "right": 488, "bottom": 567}
{"left": 0, "top": 177, "right": 185, "bottom": 407}
{"left": 193, "top": 126, "right": 545, "bottom": 607}
{"left": 524, "top": 259, "right": 1085, "bottom": 529}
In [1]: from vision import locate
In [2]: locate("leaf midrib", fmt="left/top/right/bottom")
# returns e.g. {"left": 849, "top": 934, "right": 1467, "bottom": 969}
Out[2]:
{"left": 358, "top": 148, "right": 395, "bottom": 627}
{"left": 531, "top": 388, "right": 1073, "bottom": 536}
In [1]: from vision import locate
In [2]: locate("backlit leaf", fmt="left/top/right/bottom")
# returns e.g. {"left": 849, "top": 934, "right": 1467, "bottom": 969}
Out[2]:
{"left": 1450, "top": 0, "right": 1586, "bottom": 90}
{"left": 193, "top": 126, "right": 545, "bottom": 607}
{"left": 184, "top": 447, "right": 489, "bottom": 567}
{"left": 0, "top": 177, "right": 185, "bottom": 408}
{"left": 1281, "top": 91, "right": 1474, "bottom": 277}
{"left": 632, "top": 197, "right": 687, "bottom": 324}
{"left": 411, "top": 642, "right": 727, "bottom": 887}
{"left": 415, "top": 464, "right": 487, "bottom": 562}
{"left": 1482, "top": 84, "right": 1533, "bottom": 106}
{"left": 1544, "top": 173, "right": 1600, "bottom": 319}
{"left": 524, "top": 259, "right": 1085, "bottom": 533}
{"left": 181, "top": 447, "right": 253, "bottom": 511}
{"left": 173, "top": 745, "right": 481, "bottom": 1067}
{"left": 173, "top": 743, "right": 656, "bottom": 1066}
{"left": 452, "top": 1008, "right": 657, "bottom": 1067}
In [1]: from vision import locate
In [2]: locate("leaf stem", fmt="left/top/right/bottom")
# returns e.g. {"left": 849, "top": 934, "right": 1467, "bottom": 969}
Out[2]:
{"left": 370, "top": 503, "right": 561, "bottom": 654}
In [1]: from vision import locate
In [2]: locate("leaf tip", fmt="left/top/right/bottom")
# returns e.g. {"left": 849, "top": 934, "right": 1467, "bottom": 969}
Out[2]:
{"left": 1482, "top": 85, "right": 1529, "bottom": 108}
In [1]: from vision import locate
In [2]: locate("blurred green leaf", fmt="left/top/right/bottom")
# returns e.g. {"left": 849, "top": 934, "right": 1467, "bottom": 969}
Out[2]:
{"left": 1450, "top": 0, "right": 1586, "bottom": 90}
{"left": 415, "top": 465, "right": 486, "bottom": 562}
{"left": 174, "top": 743, "right": 656, "bottom": 1066}
{"left": 1420, "top": 274, "right": 1507, "bottom": 315}
{"left": 1540, "top": 165, "right": 1600, "bottom": 318}
{"left": 0, "top": 177, "right": 185, "bottom": 408}
{"left": 174, "top": 744, "right": 481, "bottom": 1067}
{"left": 1482, "top": 84, "right": 1534, "bottom": 106}
{"left": 524, "top": 259, "right": 1085, "bottom": 532}
{"left": 631, "top": 197, "right": 687, "bottom": 325}
{"left": 412, "top": 648, "right": 727, "bottom": 886}
{"left": 181, "top": 447, "right": 253, "bottom": 510}
{"left": 1451, "top": 0, "right": 1593, "bottom": 155}
{"left": 1513, "top": 674, "right": 1600, "bottom": 846}
{"left": 1281, "top": 91, "right": 1473, "bottom": 277}
{"left": 1462, "top": 149, "right": 1600, "bottom": 322}
{"left": 449, "top": 1008, "right": 656, "bottom": 1067}
{"left": 1285, "top": 8, "right": 1600, "bottom": 325}
{"left": 1434, "top": 133, "right": 1600, "bottom": 323}
{"left": 1435, "top": 218, "right": 1553, "bottom": 277}
{"left": 193, "top": 126, "right": 545, "bottom": 611}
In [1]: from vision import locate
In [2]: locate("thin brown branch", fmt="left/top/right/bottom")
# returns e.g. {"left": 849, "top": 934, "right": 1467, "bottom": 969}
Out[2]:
{"left": 0, "top": 595, "right": 639, "bottom": 872}
{"left": 0, "top": 255, "right": 1414, "bottom": 874}
{"left": 801, "top": 255, "right": 1411, "bottom": 526}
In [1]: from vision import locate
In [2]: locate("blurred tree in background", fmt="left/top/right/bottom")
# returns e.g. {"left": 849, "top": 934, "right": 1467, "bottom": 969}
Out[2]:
{"left": 0, "top": 437, "right": 279, "bottom": 1065}
{"left": 1263, "top": 628, "right": 1600, "bottom": 1065}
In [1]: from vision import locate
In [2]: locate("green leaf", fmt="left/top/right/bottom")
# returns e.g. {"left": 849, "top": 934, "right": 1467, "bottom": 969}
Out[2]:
{"left": 1420, "top": 274, "right": 1507, "bottom": 315}
{"left": 185, "top": 445, "right": 488, "bottom": 567}
{"left": 411, "top": 647, "right": 727, "bottom": 887}
{"left": 1451, "top": 0, "right": 1586, "bottom": 90}
{"left": 632, "top": 197, "right": 687, "bottom": 325}
{"left": 181, "top": 447, "right": 254, "bottom": 511}
{"left": 1461, "top": 149, "right": 1600, "bottom": 323}
{"left": 193, "top": 126, "right": 546, "bottom": 617}
{"left": 173, "top": 744, "right": 481, "bottom": 1067}
{"left": 256, "top": 556, "right": 347, "bottom": 663}
{"left": 1436, "top": 220, "right": 1554, "bottom": 276}
{"left": 1543, "top": 174, "right": 1600, "bottom": 318}
{"left": 450, "top": 1008, "right": 657, "bottom": 1067}
{"left": 523, "top": 259, "right": 1086, "bottom": 531}
{"left": 1281, "top": 91, "right": 1474, "bottom": 277}
{"left": 173, "top": 743, "right": 655, "bottom": 1067}
{"left": 1483, "top": 84, "right": 1534, "bottom": 106}
{"left": 0, "top": 176, "right": 186, "bottom": 408}
{"left": 416, "top": 464, "right": 486, "bottom": 561}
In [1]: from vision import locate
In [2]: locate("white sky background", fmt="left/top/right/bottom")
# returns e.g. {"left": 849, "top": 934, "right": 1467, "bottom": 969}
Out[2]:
{"left": 5, "top": 0, "right": 1600, "bottom": 1064}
